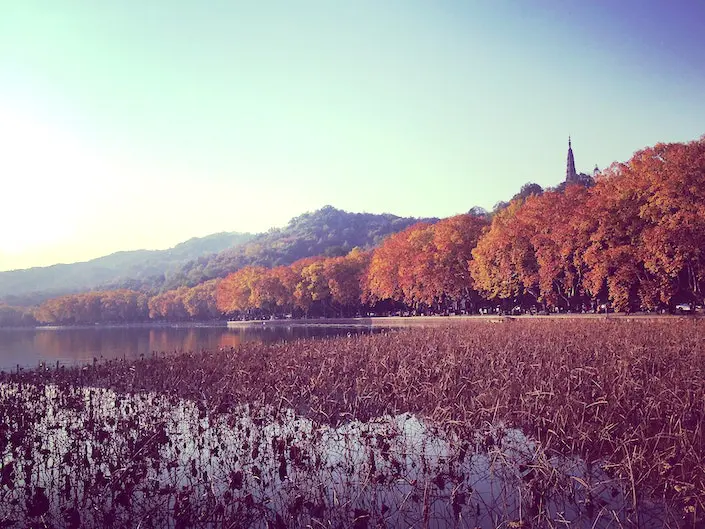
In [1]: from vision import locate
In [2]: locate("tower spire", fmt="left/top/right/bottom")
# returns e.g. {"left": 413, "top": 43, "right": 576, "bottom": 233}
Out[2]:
{"left": 566, "top": 136, "right": 577, "bottom": 184}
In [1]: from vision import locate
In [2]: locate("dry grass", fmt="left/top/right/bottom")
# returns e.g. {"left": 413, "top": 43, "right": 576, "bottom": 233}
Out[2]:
{"left": 1, "top": 319, "right": 704, "bottom": 526}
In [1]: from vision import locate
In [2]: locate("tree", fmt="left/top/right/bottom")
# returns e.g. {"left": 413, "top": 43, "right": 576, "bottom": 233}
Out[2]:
{"left": 216, "top": 266, "right": 267, "bottom": 316}
{"left": 363, "top": 223, "right": 434, "bottom": 308}
{"left": 430, "top": 214, "right": 489, "bottom": 310}
{"left": 471, "top": 200, "right": 538, "bottom": 302}
{"left": 148, "top": 288, "right": 189, "bottom": 321}
{"left": 0, "top": 304, "right": 37, "bottom": 327}
{"left": 581, "top": 138, "right": 705, "bottom": 310}
{"left": 512, "top": 182, "right": 543, "bottom": 202}
{"left": 35, "top": 290, "right": 149, "bottom": 324}
{"left": 324, "top": 248, "right": 371, "bottom": 315}
{"left": 295, "top": 261, "right": 331, "bottom": 316}
{"left": 365, "top": 216, "right": 488, "bottom": 312}
{"left": 183, "top": 280, "right": 221, "bottom": 320}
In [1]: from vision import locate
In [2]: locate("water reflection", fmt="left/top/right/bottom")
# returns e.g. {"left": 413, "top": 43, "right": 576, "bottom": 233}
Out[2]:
{"left": 0, "top": 382, "right": 678, "bottom": 528}
{"left": 0, "top": 325, "right": 376, "bottom": 370}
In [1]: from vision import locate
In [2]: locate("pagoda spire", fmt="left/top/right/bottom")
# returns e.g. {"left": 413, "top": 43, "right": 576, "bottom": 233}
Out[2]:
{"left": 566, "top": 136, "right": 577, "bottom": 183}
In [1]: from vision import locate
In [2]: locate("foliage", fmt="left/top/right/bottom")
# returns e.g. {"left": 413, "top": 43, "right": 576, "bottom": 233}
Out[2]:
{"left": 34, "top": 290, "right": 149, "bottom": 325}
{"left": 0, "top": 304, "right": 37, "bottom": 327}
{"left": 10, "top": 138, "right": 705, "bottom": 322}
{"left": 472, "top": 137, "right": 705, "bottom": 311}
{"left": 511, "top": 182, "right": 543, "bottom": 202}
{"left": 471, "top": 186, "right": 591, "bottom": 308}
{"left": 364, "top": 214, "right": 489, "bottom": 311}
{"left": 580, "top": 140, "right": 705, "bottom": 310}
{"left": 215, "top": 250, "right": 371, "bottom": 319}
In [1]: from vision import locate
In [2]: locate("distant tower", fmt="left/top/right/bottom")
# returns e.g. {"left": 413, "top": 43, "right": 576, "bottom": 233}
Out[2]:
{"left": 566, "top": 137, "right": 578, "bottom": 184}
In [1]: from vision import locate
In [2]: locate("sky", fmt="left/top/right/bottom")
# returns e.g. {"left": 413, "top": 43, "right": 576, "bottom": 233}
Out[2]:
{"left": 1, "top": 0, "right": 704, "bottom": 272}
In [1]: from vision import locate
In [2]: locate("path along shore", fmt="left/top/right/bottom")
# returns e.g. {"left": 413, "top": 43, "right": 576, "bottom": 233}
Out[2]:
{"left": 227, "top": 313, "right": 703, "bottom": 328}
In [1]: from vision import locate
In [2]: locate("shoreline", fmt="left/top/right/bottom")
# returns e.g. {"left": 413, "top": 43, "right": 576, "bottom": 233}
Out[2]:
{"left": 1, "top": 312, "right": 701, "bottom": 332}
{"left": 227, "top": 312, "right": 703, "bottom": 328}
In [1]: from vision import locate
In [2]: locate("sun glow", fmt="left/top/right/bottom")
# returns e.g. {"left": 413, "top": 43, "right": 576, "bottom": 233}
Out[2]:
{"left": 0, "top": 103, "right": 107, "bottom": 264}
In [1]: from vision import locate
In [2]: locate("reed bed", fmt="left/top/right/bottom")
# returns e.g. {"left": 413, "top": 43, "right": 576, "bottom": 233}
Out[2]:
{"left": 1, "top": 319, "right": 703, "bottom": 527}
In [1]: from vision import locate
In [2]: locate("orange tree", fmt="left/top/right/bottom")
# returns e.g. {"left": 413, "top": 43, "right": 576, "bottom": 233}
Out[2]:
{"left": 470, "top": 200, "right": 539, "bottom": 305}
{"left": 365, "top": 215, "right": 487, "bottom": 312}
{"left": 580, "top": 138, "right": 705, "bottom": 311}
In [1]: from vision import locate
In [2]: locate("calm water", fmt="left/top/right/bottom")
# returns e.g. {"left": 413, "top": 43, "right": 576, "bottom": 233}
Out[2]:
{"left": 0, "top": 324, "right": 375, "bottom": 371}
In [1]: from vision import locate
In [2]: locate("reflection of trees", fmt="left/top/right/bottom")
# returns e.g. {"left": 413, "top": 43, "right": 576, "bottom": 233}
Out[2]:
{"left": 4, "top": 327, "right": 364, "bottom": 369}
{"left": 32, "top": 329, "right": 151, "bottom": 362}
{"left": 217, "top": 332, "right": 243, "bottom": 349}
{"left": 0, "top": 330, "right": 36, "bottom": 348}
{"left": 150, "top": 328, "right": 244, "bottom": 353}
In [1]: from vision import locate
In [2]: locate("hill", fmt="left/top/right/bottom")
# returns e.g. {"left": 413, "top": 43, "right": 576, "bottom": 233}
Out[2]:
{"left": 0, "top": 232, "right": 253, "bottom": 305}
{"left": 0, "top": 206, "right": 435, "bottom": 304}
{"left": 160, "top": 206, "right": 437, "bottom": 291}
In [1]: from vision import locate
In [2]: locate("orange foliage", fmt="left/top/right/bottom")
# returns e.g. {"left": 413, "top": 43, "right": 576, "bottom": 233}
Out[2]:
{"left": 365, "top": 215, "right": 489, "bottom": 310}
{"left": 324, "top": 248, "right": 371, "bottom": 312}
{"left": 581, "top": 138, "right": 705, "bottom": 310}
{"left": 216, "top": 266, "right": 267, "bottom": 314}
{"left": 472, "top": 137, "right": 705, "bottom": 311}
{"left": 35, "top": 290, "right": 149, "bottom": 324}
{"left": 30, "top": 137, "right": 705, "bottom": 321}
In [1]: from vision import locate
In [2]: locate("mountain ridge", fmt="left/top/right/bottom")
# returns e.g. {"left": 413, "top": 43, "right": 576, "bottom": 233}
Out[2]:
{"left": 0, "top": 206, "right": 437, "bottom": 305}
{"left": 0, "top": 231, "right": 254, "bottom": 305}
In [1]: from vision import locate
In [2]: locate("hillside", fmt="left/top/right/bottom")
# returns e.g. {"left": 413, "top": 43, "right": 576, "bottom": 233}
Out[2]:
{"left": 159, "top": 206, "right": 437, "bottom": 291}
{"left": 0, "top": 206, "right": 435, "bottom": 305}
{"left": 0, "top": 232, "right": 253, "bottom": 305}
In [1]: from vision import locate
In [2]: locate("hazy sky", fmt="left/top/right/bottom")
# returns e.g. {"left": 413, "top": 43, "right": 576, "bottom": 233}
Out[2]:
{"left": 1, "top": 1, "right": 704, "bottom": 272}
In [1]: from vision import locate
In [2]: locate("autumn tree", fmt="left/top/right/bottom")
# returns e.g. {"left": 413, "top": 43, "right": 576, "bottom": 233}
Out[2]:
{"left": 324, "top": 248, "right": 372, "bottom": 316}
{"left": 471, "top": 187, "right": 592, "bottom": 310}
{"left": 148, "top": 288, "right": 189, "bottom": 321}
{"left": 268, "top": 265, "right": 298, "bottom": 312}
{"left": 215, "top": 266, "right": 267, "bottom": 316}
{"left": 182, "top": 279, "right": 221, "bottom": 320}
{"left": 581, "top": 138, "right": 705, "bottom": 310}
{"left": 430, "top": 214, "right": 489, "bottom": 311}
{"left": 35, "top": 290, "right": 149, "bottom": 324}
{"left": 0, "top": 305, "right": 37, "bottom": 327}
{"left": 470, "top": 200, "right": 537, "bottom": 303}
{"left": 295, "top": 260, "right": 331, "bottom": 316}
{"left": 365, "top": 215, "right": 488, "bottom": 312}
{"left": 363, "top": 223, "right": 433, "bottom": 309}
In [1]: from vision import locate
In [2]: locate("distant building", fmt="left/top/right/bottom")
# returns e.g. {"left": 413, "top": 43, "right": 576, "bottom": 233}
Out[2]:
{"left": 566, "top": 136, "right": 578, "bottom": 184}
{"left": 564, "top": 137, "right": 595, "bottom": 188}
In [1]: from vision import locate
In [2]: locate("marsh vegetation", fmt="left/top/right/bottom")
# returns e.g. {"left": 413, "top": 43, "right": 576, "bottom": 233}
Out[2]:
{"left": 0, "top": 319, "right": 703, "bottom": 527}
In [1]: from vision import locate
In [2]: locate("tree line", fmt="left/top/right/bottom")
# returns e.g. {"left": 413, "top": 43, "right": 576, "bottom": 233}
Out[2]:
{"left": 3, "top": 137, "right": 703, "bottom": 326}
{"left": 472, "top": 138, "right": 705, "bottom": 312}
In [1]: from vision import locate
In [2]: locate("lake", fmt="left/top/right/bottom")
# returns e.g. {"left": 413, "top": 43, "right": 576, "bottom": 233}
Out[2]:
{"left": 0, "top": 324, "right": 376, "bottom": 371}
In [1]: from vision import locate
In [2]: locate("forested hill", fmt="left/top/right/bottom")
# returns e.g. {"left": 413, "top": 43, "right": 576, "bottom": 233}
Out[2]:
{"left": 159, "top": 206, "right": 438, "bottom": 291}
{"left": 0, "top": 206, "right": 435, "bottom": 305}
{"left": 0, "top": 232, "right": 253, "bottom": 306}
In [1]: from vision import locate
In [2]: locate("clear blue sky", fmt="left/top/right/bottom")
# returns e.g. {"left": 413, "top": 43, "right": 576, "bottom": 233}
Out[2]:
{"left": 1, "top": 0, "right": 704, "bottom": 271}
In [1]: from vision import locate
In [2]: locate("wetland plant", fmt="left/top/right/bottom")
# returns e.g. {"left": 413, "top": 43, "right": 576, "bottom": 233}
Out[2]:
{"left": 0, "top": 319, "right": 703, "bottom": 527}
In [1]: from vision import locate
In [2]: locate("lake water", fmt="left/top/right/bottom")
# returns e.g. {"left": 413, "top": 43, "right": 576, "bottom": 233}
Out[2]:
{"left": 0, "top": 324, "right": 376, "bottom": 371}
{"left": 0, "top": 381, "right": 673, "bottom": 528}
